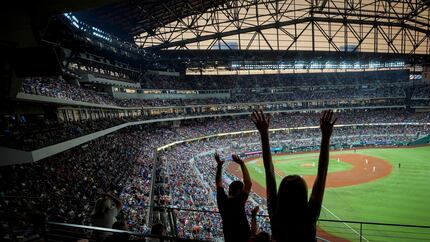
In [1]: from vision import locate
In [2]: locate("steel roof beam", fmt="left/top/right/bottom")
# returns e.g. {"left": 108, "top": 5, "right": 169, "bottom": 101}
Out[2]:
{"left": 147, "top": 16, "right": 430, "bottom": 49}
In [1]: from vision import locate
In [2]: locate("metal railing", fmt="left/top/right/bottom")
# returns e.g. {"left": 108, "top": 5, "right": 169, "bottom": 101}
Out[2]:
{"left": 3, "top": 199, "right": 430, "bottom": 241}
{"left": 45, "top": 221, "right": 211, "bottom": 242}
{"left": 149, "top": 206, "right": 430, "bottom": 241}
{"left": 42, "top": 220, "right": 336, "bottom": 242}
{"left": 318, "top": 219, "right": 430, "bottom": 242}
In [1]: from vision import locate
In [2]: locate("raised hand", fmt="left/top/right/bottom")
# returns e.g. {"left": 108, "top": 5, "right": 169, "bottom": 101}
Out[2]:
{"left": 232, "top": 154, "right": 244, "bottom": 165}
{"left": 320, "top": 110, "right": 337, "bottom": 138}
{"left": 250, "top": 205, "right": 260, "bottom": 235}
{"left": 251, "top": 110, "right": 271, "bottom": 134}
{"left": 215, "top": 153, "right": 224, "bottom": 188}
{"left": 215, "top": 153, "right": 224, "bottom": 167}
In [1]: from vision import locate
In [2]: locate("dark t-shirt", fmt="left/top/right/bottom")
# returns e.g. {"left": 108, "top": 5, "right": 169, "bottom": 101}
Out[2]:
{"left": 216, "top": 187, "right": 250, "bottom": 242}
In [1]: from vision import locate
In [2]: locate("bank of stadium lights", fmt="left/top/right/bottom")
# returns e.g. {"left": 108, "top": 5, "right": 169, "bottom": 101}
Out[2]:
{"left": 64, "top": 13, "right": 80, "bottom": 29}
{"left": 91, "top": 27, "right": 112, "bottom": 42}
{"left": 90, "top": 26, "right": 112, "bottom": 42}
{"left": 410, "top": 74, "right": 422, "bottom": 80}
{"left": 63, "top": 13, "right": 112, "bottom": 42}
{"left": 230, "top": 61, "right": 405, "bottom": 70}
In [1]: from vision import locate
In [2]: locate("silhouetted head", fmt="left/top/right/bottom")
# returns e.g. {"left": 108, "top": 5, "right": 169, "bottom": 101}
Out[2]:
{"left": 151, "top": 223, "right": 165, "bottom": 236}
{"left": 111, "top": 221, "right": 130, "bottom": 240}
{"left": 92, "top": 197, "right": 111, "bottom": 218}
{"left": 277, "top": 175, "right": 308, "bottom": 216}
{"left": 228, "top": 180, "right": 244, "bottom": 197}
{"left": 112, "top": 221, "right": 128, "bottom": 231}
{"left": 250, "top": 231, "right": 272, "bottom": 242}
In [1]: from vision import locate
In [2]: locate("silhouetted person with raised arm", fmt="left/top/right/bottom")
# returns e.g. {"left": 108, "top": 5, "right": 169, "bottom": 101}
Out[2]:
{"left": 249, "top": 206, "right": 273, "bottom": 242}
{"left": 251, "top": 110, "right": 337, "bottom": 242}
{"left": 215, "top": 153, "right": 253, "bottom": 242}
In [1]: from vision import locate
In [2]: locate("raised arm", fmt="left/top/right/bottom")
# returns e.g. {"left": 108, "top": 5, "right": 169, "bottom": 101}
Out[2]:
{"left": 215, "top": 153, "right": 224, "bottom": 189}
{"left": 250, "top": 206, "right": 260, "bottom": 236}
{"left": 251, "top": 110, "right": 277, "bottom": 220}
{"left": 309, "top": 110, "right": 337, "bottom": 219}
{"left": 232, "top": 154, "right": 252, "bottom": 194}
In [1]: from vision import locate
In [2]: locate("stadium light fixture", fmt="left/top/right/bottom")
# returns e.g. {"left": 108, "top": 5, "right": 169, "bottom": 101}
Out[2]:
{"left": 228, "top": 60, "right": 404, "bottom": 71}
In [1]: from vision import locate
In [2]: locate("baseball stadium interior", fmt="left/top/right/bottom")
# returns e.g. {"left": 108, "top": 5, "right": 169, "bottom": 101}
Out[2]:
{"left": 1, "top": 0, "right": 430, "bottom": 241}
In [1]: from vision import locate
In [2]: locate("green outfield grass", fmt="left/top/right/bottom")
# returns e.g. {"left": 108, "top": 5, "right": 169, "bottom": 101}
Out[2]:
{"left": 247, "top": 155, "right": 353, "bottom": 187}
{"left": 246, "top": 146, "right": 430, "bottom": 242}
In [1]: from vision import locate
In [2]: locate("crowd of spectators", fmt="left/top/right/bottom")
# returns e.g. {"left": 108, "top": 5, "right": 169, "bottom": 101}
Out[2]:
{"left": 75, "top": 69, "right": 136, "bottom": 84}
{"left": 21, "top": 78, "right": 118, "bottom": 106}
{"left": 0, "top": 128, "right": 153, "bottom": 240}
{"left": 229, "top": 86, "right": 406, "bottom": 103}
{"left": 411, "top": 99, "right": 430, "bottom": 107}
{"left": 1, "top": 109, "right": 429, "bottom": 241}
{"left": 141, "top": 73, "right": 182, "bottom": 89}
{"left": 411, "top": 85, "right": 430, "bottom": 99}
{"left": 20, "top": 71, "right": 425, "bottom": 109}
{"left": 2, "top": 109, "right": 429, "bottom": 151}
{"left": 0, "top": 116, "right": 147, "bottom": 150}
{"left": 142, "top": 70, "right": 410, "bottom": 90}
{"left": 113, "top": 89, "right": 407, "bottom": 108}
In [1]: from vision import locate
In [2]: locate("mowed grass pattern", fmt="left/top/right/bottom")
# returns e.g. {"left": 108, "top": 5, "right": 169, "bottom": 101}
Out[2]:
{"left": 246, "top": 146, "right": 430, "bottom": 242}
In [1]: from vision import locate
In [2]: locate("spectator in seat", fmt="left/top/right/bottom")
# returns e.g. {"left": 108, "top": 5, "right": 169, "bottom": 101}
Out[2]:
{"left": 252, "top": 110, "right": 336, "bottom": 242}
{"left": 215, "top": 153, "right": 252, "bottom": 242}
{"left": 92, "top": 193, "right": 122, "bottom": 228}
{"left": 92, "top": 193, "right": 122, "bottom": 241}
{"left": 147, "top": 223, "right": 165, "bottom": 242}
{"left": 106, "top": 221, "right": 130, "bottom": 242}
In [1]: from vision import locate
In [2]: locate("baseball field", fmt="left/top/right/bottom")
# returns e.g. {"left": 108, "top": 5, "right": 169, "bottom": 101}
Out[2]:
{"left": 228, "top": 146, "right": 430, "bottom": 241}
